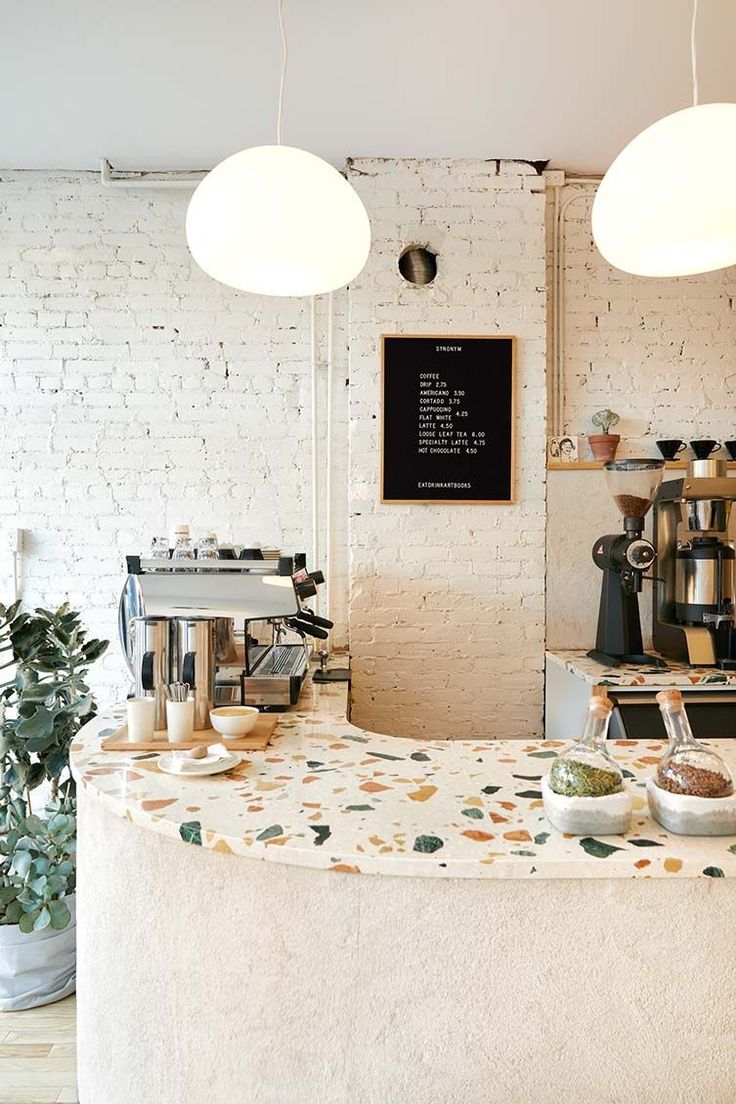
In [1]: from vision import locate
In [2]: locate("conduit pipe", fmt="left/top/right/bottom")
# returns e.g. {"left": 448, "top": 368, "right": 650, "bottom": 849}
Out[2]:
{"left": 100, "top": 158, "right": 205, "bottom": 190}
{"left": 548, "top": 174, "right": 602, "bottom": 436}
{"left": 324, "top": 291, "right": 335, "bottom": 648}
{"left": 310, "top": 296, "right": 321, "bottom": 620}
{"left": 551, "top": 181, "right": 561, "bottom": 435}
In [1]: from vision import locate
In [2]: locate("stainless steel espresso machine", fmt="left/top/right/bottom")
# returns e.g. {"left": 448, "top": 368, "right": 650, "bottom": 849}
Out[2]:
{"left": 119, "top": 552, "right": 334, "bottom": 724}
{"left": 653, "top": 456, "right": 736, "bottom": 669}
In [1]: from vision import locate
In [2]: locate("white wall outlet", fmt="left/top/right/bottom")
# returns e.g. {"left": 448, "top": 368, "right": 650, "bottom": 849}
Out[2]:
{"left": 0, "top": 529, "right": 23, "bottom": 554}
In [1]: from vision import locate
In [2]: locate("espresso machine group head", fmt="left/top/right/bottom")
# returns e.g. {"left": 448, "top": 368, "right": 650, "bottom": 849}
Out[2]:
{"left": 653, "top": 455, "right": 736, "bottom": 669}
{"left": 588, "top": 458, "right": 666, "bottom": 668}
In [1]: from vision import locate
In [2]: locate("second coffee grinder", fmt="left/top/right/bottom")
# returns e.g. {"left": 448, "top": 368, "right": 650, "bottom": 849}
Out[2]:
{"left": 588, "top": 458, "right": 666, "bottom": 668}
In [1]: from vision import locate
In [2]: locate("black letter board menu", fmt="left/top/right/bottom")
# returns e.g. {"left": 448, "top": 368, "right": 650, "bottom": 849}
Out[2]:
{"left": 381, "top": 334, "right": 515, "bottom": 504}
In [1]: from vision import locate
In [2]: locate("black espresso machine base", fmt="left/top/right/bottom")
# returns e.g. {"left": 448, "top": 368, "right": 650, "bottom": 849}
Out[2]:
{"left": 587, "top": 649, "right": 667, "bottom": 669}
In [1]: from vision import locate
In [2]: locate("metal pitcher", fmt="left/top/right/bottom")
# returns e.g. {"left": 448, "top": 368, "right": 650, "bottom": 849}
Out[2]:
{"left": 170, "top": 617, "right": 217, "bottom": 731}
{"left": 129, "top": 617, "right": 171, "bottom": 731}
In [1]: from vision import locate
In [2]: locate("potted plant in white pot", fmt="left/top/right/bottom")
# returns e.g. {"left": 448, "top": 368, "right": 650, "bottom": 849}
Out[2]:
{"left": 588, "top": 408, "right": 621, "bottom": 462}
{"left": 0, "top": 601, "right": 107, "bottom": 1011}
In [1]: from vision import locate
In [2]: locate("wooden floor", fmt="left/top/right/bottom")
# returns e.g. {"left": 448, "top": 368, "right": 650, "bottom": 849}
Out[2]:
{"left": 0, "top": 995, "right": 77, "bottom": 1103}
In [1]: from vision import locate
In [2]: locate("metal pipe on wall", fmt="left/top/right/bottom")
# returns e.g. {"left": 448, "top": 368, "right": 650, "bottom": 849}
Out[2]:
{"left": 324, "top": 291, "right": 334, "bottom": 643}
{"left": 551, "top": 182, "right": 561, "bottom": 435}
{"left": 310, "top": 295, "right": 321, "bottom": 619}
{"left": 548, "top": 175, "right": 601, "bottom": 436}
{"left": 100, "top": 158, "right": 204, "bottom": 190}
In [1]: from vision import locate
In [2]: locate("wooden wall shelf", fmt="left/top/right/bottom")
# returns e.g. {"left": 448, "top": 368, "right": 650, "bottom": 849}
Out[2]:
{"left": 548, "top": 460, "right": 736, "bottom": 472}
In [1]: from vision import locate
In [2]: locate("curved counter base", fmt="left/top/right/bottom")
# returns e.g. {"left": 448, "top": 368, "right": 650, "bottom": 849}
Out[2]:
{"left": 77, "top": 790, "right": 736, "bottom": 1104}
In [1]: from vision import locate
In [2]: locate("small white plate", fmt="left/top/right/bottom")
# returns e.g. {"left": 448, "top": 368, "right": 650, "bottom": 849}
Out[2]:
{"left": 157, "top": 750, "right": 240, "bottom": 777}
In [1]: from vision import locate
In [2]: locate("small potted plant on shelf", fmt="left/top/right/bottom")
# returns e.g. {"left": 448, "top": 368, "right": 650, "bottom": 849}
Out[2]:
{"left": 0, "top": 601, "right": 107, "bottom": 1011}
{"left": 588, "top": 408, "right": 621, "bottom": 462}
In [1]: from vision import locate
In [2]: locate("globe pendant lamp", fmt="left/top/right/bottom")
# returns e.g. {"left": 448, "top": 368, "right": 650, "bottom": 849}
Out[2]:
{"left": 592, "top": 0, "right": 736, "bottom": 279}
{"left": 186, "top": 1, "right": 370, "bottom": 297}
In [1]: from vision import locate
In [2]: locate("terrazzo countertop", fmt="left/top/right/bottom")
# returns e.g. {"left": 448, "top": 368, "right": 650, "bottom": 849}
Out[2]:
{"left": 71, "top": 673, "right": 736, "bottom": 880}
{"left": 547, "top": 648, "right": 736, "bottom": 688}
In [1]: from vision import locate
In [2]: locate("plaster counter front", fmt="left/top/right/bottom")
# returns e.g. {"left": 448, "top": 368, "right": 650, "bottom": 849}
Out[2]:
{"left": 72, "top": 676, "right": 736, "bottom": 1104}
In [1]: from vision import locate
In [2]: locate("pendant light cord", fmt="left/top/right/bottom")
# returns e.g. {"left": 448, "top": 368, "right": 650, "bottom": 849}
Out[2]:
{"left": 276, "top": 0, "right": 288, "bottom": 144}
{"left": 690, "top": 0, "right": 699, "bottom": 106}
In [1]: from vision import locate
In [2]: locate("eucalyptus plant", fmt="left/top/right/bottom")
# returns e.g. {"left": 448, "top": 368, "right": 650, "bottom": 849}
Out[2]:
{"left": 0, "top": 601, "right": 107, "bottom": 931}
{"left": 0, "top": 810, "right": 76, "bottom": 932}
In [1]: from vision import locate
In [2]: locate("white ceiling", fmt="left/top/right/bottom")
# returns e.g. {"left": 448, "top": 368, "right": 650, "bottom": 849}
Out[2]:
{"left": 2, "top": 0, "right": 735, "bottom": 174}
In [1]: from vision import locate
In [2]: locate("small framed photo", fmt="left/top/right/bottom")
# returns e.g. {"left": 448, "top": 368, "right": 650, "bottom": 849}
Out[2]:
{"left": 548, "top": 435, "right": 579, "bottom": 463}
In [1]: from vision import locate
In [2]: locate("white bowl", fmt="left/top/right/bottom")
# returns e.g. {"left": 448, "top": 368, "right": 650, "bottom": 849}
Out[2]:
{"left": 209, "top": 706, "right": 260, "bottom": 740}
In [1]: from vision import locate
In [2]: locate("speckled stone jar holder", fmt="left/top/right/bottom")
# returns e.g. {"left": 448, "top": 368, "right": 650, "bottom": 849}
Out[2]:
{"left": 542, "top": 777, "right": 633, "bottom": 836}
{"left": 646, "top": 778, "right": 736, "bottom": 836}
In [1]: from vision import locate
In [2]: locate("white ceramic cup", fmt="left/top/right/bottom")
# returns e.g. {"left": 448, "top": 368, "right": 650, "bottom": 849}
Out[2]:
{"left": 166, "top": 699, "right": 195, "bottom": 744}
{"left": 126, "top": 697, "right": 156, "bottom": 743}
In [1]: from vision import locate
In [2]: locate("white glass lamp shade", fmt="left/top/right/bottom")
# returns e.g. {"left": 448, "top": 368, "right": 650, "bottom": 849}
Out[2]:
{"left": 592, "top": 103, "right": 736, "bottom": 278}
{"left": 186, "top": 144, "right": 371, "bottom": 296}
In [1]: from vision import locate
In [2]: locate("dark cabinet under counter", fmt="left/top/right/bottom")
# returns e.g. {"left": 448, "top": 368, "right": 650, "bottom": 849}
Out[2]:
{"left": 606, "top": 690, "right": 736, "bottom": 740}
{"left": 546, "top": 650, "right": 736, "bottom": 741}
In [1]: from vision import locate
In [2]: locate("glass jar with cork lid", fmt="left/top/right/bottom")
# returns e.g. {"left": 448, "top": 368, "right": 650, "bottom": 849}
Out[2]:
{"left": 646, "top": 689, "right": 736, "bottom": 835}
{"left": 542, "top": 690, "right": 633, "bottom": 835}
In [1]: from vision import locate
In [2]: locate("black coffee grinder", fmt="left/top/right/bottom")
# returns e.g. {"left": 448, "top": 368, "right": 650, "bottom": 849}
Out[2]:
{"left": 588, "top": 458, "right": 666, "bottom": 668}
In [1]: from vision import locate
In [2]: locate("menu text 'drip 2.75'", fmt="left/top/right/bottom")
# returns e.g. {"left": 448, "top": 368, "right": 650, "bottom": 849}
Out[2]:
{"left": 381, "top": 335, "right": 515, "bottom": 503}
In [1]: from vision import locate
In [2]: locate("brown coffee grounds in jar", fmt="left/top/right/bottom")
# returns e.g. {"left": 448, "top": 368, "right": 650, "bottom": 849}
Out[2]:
{"left": 656, "top": 763, "right": 734, "bottom": 798}
{"left": 614, "top": 494, "right": 651, "bottom": 518}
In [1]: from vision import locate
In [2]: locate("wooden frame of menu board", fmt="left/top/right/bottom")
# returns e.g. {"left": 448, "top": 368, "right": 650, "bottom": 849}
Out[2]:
{"left": 380, "top": 334, "right": 516, "bottom": 505}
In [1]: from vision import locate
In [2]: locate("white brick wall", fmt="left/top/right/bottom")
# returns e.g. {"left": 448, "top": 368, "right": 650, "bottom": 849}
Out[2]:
{"left": 559, "top": 187, "right": 736, "bottom": 450}
{"left": 0, "top": 171, "right": 349, "bottom": 707}
{"left": 10, "top": 167, "right": 731, "bottom": 736}
{"left": 347, "top": 159, "right": 548, "bottom": 739}
{"left": 548, "top": 186, "right": 736, "bottom": 652}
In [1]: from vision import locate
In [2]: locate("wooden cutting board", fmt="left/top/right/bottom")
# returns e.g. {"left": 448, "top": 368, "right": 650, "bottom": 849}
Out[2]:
{"left": 100, "top": 714, "right": 279, "bottom": 752}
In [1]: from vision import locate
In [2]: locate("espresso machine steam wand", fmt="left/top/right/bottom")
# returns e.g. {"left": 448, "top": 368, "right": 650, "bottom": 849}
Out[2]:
{"left": 587, "top": 458, "right": 666, "bottom": 668}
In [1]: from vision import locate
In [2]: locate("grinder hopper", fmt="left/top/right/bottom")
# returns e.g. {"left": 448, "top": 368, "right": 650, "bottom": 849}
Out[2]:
{"left": 603, "top": 458, "right": 665, "bottom": 530}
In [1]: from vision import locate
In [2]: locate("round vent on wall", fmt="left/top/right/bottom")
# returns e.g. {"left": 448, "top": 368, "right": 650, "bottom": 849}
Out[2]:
{"left": 398, "top": 245, "right": 438, "bottom": 286}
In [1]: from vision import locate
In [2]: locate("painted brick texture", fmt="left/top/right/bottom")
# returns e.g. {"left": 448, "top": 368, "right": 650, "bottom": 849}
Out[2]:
{"left": 12, "top": 168, "right": 730, "bottom": 737}
{"left": 347, "top": 159, "right": 548, "bottom": 739}
{"left": 0, "top": 171, "right": 349, "bottom": 706}
{"left": 560, "top": 188, "right": 736, "bottom": 451}
{"left": 547, "top": 185, "right": 736, "bottom": 653}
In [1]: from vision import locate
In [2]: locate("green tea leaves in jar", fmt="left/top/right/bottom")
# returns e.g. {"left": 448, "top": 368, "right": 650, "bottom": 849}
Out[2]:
{"left": 549, "top": 757, "right": 623, "bottom": 798}
{"left": 543, "top": 691, "right": 632, "bottom": 835}
{"left": 548, "top": 693, "right": 624, "bottom": 798}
